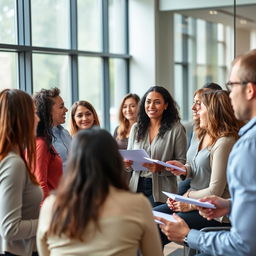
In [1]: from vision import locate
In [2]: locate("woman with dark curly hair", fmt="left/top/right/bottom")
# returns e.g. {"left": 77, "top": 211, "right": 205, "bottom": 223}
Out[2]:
{"left": 125, "top": 86, "right": 187, "bottom": 206}
{"left": 33, "top": 88, "right": 63, "bottom": 201}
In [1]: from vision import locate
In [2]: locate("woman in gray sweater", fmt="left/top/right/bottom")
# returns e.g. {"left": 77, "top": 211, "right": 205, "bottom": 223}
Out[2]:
{"left": 125, "top": 86, "right": 187, "bottom": 206}
{"left": 0, "top": 89, "right": 42, "bottom": 256}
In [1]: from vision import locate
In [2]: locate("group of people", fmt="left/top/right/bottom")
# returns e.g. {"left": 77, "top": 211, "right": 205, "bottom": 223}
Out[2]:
{"left": 0, "top": 49, "right": 256, "bottom": 256}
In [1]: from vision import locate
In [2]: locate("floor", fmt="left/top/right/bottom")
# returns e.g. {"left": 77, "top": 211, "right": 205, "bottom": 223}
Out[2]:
{"left": 164, "top": 242, "right": 184, "bottom": 256}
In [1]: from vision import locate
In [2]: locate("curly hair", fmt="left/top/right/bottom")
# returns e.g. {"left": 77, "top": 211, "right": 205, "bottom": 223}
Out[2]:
{"left": 199, "top": 90, "right": 242, "bottom": 145}
{"left": 116, "top": 93, "right": 140, "bottom": 140}
{"left": 33, "top": 87, "right": 60, "bottom": 154}
{"left": 137, "top": 86, "right": 180, "bottom": 141}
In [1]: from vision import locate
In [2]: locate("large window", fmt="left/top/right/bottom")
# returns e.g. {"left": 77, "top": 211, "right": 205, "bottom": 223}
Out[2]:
{"left": 0, "top": 0, "right": 129, "bottom": 130}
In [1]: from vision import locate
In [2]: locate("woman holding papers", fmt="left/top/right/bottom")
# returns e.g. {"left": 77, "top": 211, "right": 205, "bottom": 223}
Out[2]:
{"left": 37, "top": 128, "right": 162, "bottom": 256}
{"left": 126, "top": 86, "right": 187, "bottom": 207}
{"left": 154, "top": 90, "right": 242, "bottom": 246}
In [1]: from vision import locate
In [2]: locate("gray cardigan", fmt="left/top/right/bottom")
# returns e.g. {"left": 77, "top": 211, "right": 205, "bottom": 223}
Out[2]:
{"left": 128, "top": 122, "right": 187, "bottom": 202}
{"left": 0, "top": 152, "right": 42, "bottom": 256}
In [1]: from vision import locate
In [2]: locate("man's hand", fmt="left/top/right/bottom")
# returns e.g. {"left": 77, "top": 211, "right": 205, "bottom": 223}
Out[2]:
{"left": 155, "top": 214, "right": 190, "bottom": 243}
{"left": 197, "top": 196, "right": 230, "bottom": 220}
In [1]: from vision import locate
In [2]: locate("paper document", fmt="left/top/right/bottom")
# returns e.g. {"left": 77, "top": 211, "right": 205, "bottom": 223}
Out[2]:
{"left": 162, "top": 191, "right": 216, "bottom": 209}
{"left": 152, "top": 210, "right": 177, "bottom": 225}
{"left": 119, "top": 149, "right": 150, "bottom": 171}
{"left": 144, "top": 157, "right": 186, "bottom": 173}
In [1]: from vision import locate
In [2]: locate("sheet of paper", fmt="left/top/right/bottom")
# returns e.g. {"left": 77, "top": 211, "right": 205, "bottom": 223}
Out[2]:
{"left": 119, "top": 149, "right": 150, "bottom": 171}
{"left": 144, "top": 157, "right": 186, "bottom": 173}
{"left": 162, "top": 191, "right": 216, "bottom": 209}
{"left": 152, "top": 210, "right": 177, "bottom": 225}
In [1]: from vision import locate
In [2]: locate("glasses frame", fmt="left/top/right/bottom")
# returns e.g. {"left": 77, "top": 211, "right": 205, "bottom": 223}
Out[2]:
{"left": 225, "top": 81, "right": 249, "bottom": 91}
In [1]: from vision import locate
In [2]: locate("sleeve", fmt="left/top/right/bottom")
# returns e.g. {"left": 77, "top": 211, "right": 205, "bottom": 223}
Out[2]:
{"left": 35, "top": 139, "right": 50, "bottom": 200}
{"left": 36, "top": 196, "right": 54, "bottom": 256}
{"left": 187, "top": 139, "right": 256, "bottom": 256}
{"left": 139, "top": 196, "right": 163, "bottom": 256}
{"left": 0, "top": 156, "right": 38, "bottom": 240}
{"left": 127, "top": 123, "right": 137, "bottom": 150}
{"left": 188, "top": 137, "right": 234, "bottom": 199}
{"left": 172, "top": 124, "right": 187, "bottom": 164}
{"left": 113, "top": 126, "right": 118, "bottom": 138}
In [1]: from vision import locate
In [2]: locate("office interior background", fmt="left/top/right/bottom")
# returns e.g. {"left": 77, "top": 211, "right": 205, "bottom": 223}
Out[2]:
{"left": 0, "top": 0, "right": 255, "bottom": 132}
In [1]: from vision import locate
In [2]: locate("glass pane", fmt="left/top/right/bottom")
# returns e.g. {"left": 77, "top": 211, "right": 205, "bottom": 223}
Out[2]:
{"left": 0, "top": 52, "right": 18, "bottom": 89}
{"left": 174, "top": 64, "right": 183, "bottom": 119}
{"left": 78, "top": 57, "right": 103, "bottom": 125}
{"left": 174, "top": 14, "right": 182, "bottom": 62}
{"left": 32, "top": 54, "right": 71, "bottom": 109}
{"left": 31, "top": 0, "right": 69, "bottom": 48}
{"left": 109, "top": 58, "right": 127, "bottom": 132}
{"left": 0, "top": 0, "right": 16, "bottom": 44}
{"left": 77, "top": 0, "right": 102, "bottom": 51}
{"left": 196, "top": 19, "right": 206, "bottom": 64}
{"left": 109, "top": 0, "right": 126, "bottom": 54}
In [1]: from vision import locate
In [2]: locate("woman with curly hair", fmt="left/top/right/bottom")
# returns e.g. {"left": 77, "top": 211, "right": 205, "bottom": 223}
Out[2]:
{"left": 113, "top": 93, "right": 140, "bottom": 149}
{"left": 33, "top": 88, "right": 63, "bottom": 201}
{"left": 0, "top": 89, "right": 42, "bottom": 256}
{"left": 125, "top": 86, "right": 187, "bottom": 206}
{"left": 154, "top": 90, "right": 242, "bottom": 246}
{"left": 69, "top": 100, "right": 100, "bottom": 136}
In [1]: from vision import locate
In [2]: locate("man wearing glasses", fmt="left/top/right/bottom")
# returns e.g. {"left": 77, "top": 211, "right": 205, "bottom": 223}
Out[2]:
{"left": 155, "top": 50, "right": 256, "bottom": 256}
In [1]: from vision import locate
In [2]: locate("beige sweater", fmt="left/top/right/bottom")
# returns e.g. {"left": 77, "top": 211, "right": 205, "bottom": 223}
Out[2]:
{"left": 37, "top": 187, "right": 163, "bottom": 256}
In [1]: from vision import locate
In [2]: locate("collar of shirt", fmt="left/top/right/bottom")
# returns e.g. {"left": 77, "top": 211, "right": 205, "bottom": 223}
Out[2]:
{"left": 239, "top": 117, "right": 256, "bottom": 137}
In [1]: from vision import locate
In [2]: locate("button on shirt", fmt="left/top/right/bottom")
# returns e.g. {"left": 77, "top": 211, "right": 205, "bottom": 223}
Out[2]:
{"left": 187, "top": 117, "right": 256, "bottom": 256}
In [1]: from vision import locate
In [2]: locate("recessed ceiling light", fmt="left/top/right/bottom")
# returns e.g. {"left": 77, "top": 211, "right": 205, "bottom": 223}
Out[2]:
{"left": 209, "top": 10, "right": 218, "bottom": 15}
{"left": 240, "top": 19, "right": 247, "bottom": 25}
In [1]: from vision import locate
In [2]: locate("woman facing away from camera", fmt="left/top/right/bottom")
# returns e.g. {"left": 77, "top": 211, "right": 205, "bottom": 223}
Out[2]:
{"left": 37, "top": 128, "right": 162, "bottom": 256}
{"left": 114, "top": 93, "right": 140, "bottom": 149}
{"left": 0, "top": 89, "right": 42, "bottom": 256}
{"left": 125, "top": 86, "right": 187, "bottom": 207}
{"left": 154, "top": 90, "right": 242, "bottom": 246}
{"left": 69, "top": 100, "right": 100, "bottom": 136}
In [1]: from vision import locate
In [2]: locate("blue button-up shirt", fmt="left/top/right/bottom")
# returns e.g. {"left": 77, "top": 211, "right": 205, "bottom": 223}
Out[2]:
{"left": 187, "top": 117, "right": 256, "bottom": 256}
{"left": 52, "top": 125, "right": 72, "bottom": 172}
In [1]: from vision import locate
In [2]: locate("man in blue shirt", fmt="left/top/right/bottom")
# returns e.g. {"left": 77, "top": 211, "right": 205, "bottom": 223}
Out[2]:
{"left": 156, "top": 50, "right": 256, "bottom": 256}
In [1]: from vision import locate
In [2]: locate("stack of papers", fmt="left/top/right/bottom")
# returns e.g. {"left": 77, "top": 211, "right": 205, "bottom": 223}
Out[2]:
{"left": 162, "top": 191, "right": 216, "bottom": 209}
{"left": 152, "top": 210, "right": 177, "bottom": 224}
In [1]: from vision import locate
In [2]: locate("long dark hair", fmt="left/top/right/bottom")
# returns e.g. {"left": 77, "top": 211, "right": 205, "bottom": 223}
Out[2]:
{"left": 48, "top": 128, "right": 128, "bottom": 240}
{"left": 33, "top": 87, "right": 60, "bottom": 154}
{"left": 137, "top": 86, "right": 180, "bottom": 141}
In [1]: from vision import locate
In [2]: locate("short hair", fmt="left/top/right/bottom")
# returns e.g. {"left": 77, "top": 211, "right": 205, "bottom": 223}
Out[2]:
{"left": 48, "top": 128, "right": 128, "bottom": 240}
{"left": 69, "top": 100, "right": 100, "bottom": 136}
{"left": 116, "top": 93, "right": 140, "bottom": 140}
{"left": 137, "top": 86, "right": 180, "bottom": 141}
{"left": 203, "top": 82, "right": 222, "bottom": 90}
{"left": 0, "top": 89, "right": 37, "bottom": 183}
{"left": 33, "top": 87, "right": 61, "bottom": 153}
{"left": 200, "top": 90, "right": 242, "bottom": 144}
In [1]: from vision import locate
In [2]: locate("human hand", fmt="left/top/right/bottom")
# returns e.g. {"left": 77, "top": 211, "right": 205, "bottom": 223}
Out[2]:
{"left": 155, "top": 213, "right": 190, "bottom": 243}
{"left": 172, "top": 201, "right": 193, "bottom": 212}
{"left": 165, "top": 160, "right": 187, "bottom": 176}
{"left": 123, "top": 159, "right": 133, "bottom": 169}
{"left": 143, "top": 162, "right": 162, "bottom": 173}
{"left": 197, "top": 196, "right": 230, "bottom": 220}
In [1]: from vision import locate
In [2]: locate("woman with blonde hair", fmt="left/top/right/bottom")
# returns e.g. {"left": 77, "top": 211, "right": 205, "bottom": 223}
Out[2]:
{"left": 69, "top": 101, "right": 100, "bottom": 136}
{"left": 0, "top": 89, "right": 42, "bottom": 256}
{"left": 37, "top": 128, "right": 162, "bottom": 256}
{"left": 154, "top": 90, "right": 242, "bottom": 246}
{"left": 114, "top": 93, "right": 140, "bottom": 149}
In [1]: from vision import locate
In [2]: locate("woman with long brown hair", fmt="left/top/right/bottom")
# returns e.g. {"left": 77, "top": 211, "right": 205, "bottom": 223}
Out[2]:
{"left": 37, "top": 128, "right": 162, "bottom": 256}
{"left": 69, "top": 100, "right": 100, "bottom": 136}
{"left": 0, "top": 89, "right": 42, "bottom": 256}
{"left": 114, "top": 93, "right": 140, "bottom": 149}
{"left": 154, "top": 90, "right": 242, "bottom": 246}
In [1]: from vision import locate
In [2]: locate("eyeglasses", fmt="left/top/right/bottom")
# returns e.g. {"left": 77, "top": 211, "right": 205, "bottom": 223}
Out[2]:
{"left": 225, "top": 81, "right": 249, "bottom": 91}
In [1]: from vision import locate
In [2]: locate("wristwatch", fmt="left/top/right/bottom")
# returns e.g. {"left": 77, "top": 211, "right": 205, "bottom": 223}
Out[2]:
{"left": 183, "top": 234, "right": 189, "bottom": 247}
